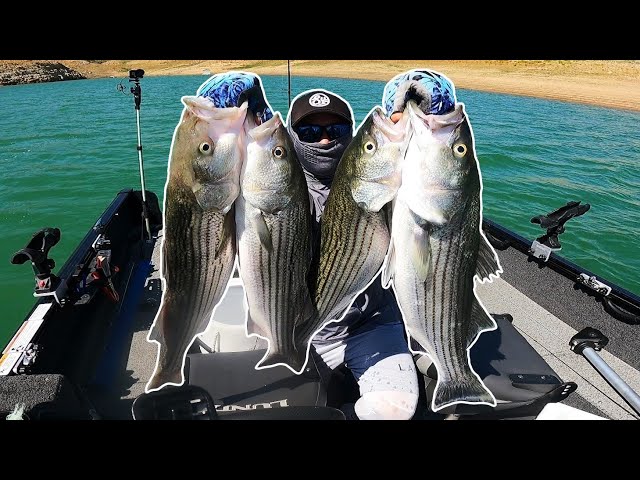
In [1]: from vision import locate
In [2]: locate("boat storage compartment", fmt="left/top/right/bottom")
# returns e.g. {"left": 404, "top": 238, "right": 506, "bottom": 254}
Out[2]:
{"left": 186, "top": 349, "right": 327, "bottom": 416}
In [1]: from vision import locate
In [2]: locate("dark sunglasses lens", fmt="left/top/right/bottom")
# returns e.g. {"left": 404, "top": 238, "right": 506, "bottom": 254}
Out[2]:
{"left": 325, "top": 124, "right": 351, "bottom": 139}
{"left": 296, "top": 125, "right": 323, "bottom": 142}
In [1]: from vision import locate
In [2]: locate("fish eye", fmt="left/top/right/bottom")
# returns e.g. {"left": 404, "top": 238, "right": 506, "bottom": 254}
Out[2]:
{"left": 199, "top": 142, "right": 212, "bottom": 154}
{"left": 364, "top": 141, "right": 376, "bottom": 154}
{"left": 453, "top": 143, "right": 467, "bottom": 157}
{"left": 272, "top": 146, "right": 286, "bottom": 159}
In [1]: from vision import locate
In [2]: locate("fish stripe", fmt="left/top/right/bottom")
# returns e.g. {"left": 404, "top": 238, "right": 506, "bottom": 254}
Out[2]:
{"left": 259, "top": 235, "right": 266, "bottom": 323}
{"left": 159, "top": 197, "right": 235, "bottom": 373}
{"left": 450, "top": 221, "right": 465, "bottom": 377}
{"left": 238, "top": 190, "right": 311, "bottom": 367}
{"left": 323, "top": 210, "right": 365, "bottom": 320}
{"left": 430, "top": 235, "right": 441, "bottom": 372}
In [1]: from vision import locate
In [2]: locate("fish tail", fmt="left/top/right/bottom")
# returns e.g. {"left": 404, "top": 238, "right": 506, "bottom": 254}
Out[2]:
{"left": 432, "top": 375, "right": 496, "bottom": 412}
{"left": 145, "top": 365, "right": 184, "bottom": 393}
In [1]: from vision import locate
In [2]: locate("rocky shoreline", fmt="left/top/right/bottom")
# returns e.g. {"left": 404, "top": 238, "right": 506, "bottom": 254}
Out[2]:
{"left": 0, "top": 61, "right": 86, "bottom": 86}
{"left": 0, "top": 60, "right": 638, "bottom": 112}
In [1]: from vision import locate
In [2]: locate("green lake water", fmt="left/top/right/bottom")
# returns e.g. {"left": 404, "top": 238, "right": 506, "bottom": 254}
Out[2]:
{"left": 1, "top": 74, "right": 638, "bottom": 345}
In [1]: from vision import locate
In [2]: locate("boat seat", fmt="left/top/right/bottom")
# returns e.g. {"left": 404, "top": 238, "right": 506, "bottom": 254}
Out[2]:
{"left": 198, "top": 320, "right": 267, "bottom": 353}
{"left": 418, "top": 314, "right": 577, "bottom": 419}
{"left": 185, "top": 350, "right": 326, "bottom": 416}
{"left": 197, "top": 279, "right": 267, "bottom": 353}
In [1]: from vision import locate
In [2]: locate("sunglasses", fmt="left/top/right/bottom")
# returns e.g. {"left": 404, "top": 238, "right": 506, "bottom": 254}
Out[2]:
{"left": 294, "top": 123, "right": 351, "bottom": 143}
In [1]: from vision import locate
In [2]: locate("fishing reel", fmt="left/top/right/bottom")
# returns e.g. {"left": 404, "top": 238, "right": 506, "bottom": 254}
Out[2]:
{"left": 74, "top": 232, "right": 120, "bottom": 305}
{"left": 528, "top": 201, "right": 590, "bottom": 262}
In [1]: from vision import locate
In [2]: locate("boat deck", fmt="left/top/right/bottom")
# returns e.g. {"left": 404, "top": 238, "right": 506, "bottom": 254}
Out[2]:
{"left": 86, "top": 231, "right": 640, "bottom": 420}
{"left": 477, "top": 246, "right": 640, "bottom": 420}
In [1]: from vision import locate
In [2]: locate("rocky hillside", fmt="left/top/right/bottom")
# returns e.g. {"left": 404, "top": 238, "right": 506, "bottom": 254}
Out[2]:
{"left": 0, "top": 61, "right": 85, "bottom": 86}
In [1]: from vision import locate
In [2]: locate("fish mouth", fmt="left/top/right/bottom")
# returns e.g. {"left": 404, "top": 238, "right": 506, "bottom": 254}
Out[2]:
{"left": 407, "top": 100, "right": 465, "bottom": 132}
{"left": 372, "top": 106, "right": 410, "bottom": 143}
{"left": 182, "top": 95, "right": 249, "bottom": 121}
{"left": 247, "top": 112, "right": 282, "bottom": 142}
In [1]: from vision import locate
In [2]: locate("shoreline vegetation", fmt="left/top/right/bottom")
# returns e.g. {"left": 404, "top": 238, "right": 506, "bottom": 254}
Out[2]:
{"left": 1, "top": 60, "right": 639, "bottom": 112}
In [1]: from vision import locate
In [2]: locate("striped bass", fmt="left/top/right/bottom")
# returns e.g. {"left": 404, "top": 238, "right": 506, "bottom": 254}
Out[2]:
{"left": 382, "top": 101, "right": 502, "bottom": 412}
{"left": 236, "top": 113, "right": 314, "bottom": 374}
{"left": 146, "top": 96, "right": 246, "bottom": 392}
{"left": 296, "top": 107, "right": 410, "bottom": 346}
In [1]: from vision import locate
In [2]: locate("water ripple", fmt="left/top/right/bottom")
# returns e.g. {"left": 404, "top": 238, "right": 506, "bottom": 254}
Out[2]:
{"left": 0, "top": 75, "right": 638, "bottom": 344}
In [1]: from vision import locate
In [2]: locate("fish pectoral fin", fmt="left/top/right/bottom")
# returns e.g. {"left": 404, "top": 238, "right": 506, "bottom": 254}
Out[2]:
{"left": 476, "top": 235, "right": 503, "bottom": 281}
{"left": 249, "top": 208, "right": 273, "bottom": 252}
{"left": 352, "top": 180, "right": 398, "bottom": 213}
{"left": 410, "top": 224, "right": 431, "bottom": 283}
{"left": 381, "top": 237, "right": 396, "bottom": 289}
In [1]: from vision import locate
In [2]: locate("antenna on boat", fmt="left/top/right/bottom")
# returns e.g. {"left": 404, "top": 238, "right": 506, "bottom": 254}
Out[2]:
{"left": 287, "top": 60, "right": 292, "bottom": 108}
{"left": 128, "top": 69, "right": 153, "bottom": 242}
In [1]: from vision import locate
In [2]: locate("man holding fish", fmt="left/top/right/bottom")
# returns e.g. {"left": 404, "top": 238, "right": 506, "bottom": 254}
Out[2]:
{"left": 150, "top": 68, "right": 498, "bottom": 419}
{"left": 285, "top": 88, "right": 420, "bottom": 420}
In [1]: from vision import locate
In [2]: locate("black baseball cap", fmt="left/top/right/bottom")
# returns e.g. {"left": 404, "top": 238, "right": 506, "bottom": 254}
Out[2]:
{"left": 289, "top": 90, "right": 353, "bottom": 127}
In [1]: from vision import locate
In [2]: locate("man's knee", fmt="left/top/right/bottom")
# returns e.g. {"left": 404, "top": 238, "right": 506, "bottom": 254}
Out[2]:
{"left": 354, "top": 353, "right": 419, "bottom": 420}
{"left": 354, "top": 391, "right": 419, "bottom": 420}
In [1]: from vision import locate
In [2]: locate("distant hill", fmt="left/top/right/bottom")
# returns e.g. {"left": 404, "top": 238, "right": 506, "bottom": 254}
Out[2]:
{"left": 2, "top": 60, "right": 639, "bottom": 112}
{"left": 0, "top": 61, "right": 86, "bottom": 86}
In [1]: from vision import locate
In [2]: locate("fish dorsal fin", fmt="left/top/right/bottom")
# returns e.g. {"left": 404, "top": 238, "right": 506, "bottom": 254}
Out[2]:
{"left": 476, "top": 234, "right": 502, "bottom": 281}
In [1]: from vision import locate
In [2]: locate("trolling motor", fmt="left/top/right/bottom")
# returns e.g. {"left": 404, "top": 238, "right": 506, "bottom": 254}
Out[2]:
{"left": 528, "top": 201, "right": 590, "bottom": 262}
{"left": 11, "top": 228, "right": 68, "bottom": 304}
{"left": 128, "top": 69, "right": 153, "bottom": 242}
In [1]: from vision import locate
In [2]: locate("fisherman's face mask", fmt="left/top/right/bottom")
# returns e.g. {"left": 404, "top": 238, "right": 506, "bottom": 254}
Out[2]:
{"left": 287, "top": 124, "right": 352, "bottom": 184}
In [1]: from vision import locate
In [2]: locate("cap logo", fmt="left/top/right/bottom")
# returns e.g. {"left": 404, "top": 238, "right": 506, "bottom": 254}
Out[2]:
{"left": 309, "top": 93, "right": 330, "bottom": 107}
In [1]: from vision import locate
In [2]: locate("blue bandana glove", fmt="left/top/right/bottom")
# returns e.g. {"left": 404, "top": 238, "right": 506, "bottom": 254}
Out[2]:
{"left": 383, "top": 69, "right": 456, "bottom": 117}
{"left": 197, "top": 71, "right": 274, "bottom": 121}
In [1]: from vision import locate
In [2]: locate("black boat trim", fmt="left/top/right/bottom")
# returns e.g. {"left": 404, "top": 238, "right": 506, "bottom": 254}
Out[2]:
{"left": 483, "top": 218, "right": 640, "bottom": 325}
{"left": 1, "top": 189, "right": 160, "bottom": 378}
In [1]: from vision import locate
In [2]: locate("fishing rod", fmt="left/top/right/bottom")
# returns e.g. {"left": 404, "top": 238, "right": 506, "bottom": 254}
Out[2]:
{"left": 128, "top": 69, "right": 152, "bottom": 242}
{"left": 287, "top": 60, "right": 292, "bottom": 108}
